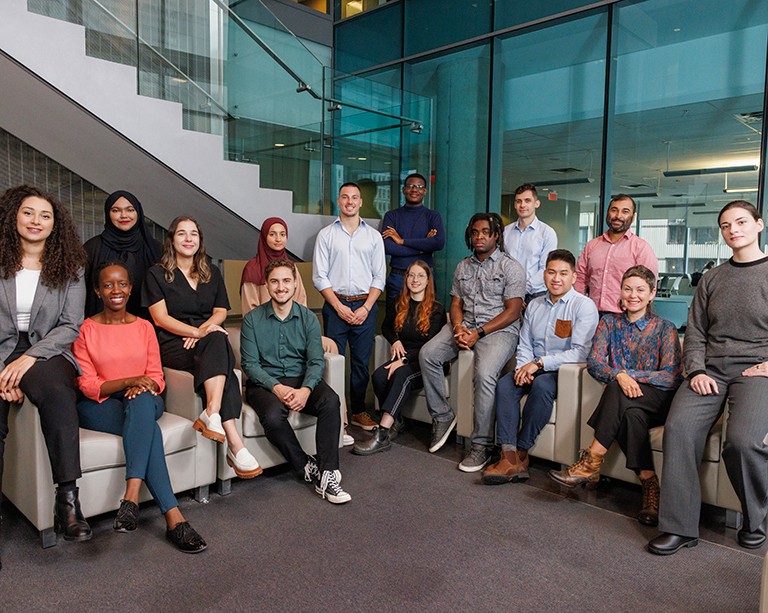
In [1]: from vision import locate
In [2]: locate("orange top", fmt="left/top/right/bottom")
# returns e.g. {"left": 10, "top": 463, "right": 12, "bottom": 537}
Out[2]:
{"left": 73, "top": 317, "right": 165, "bottom": 402}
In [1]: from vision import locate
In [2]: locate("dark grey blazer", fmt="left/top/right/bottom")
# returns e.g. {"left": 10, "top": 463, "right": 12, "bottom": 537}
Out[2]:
{"left": 0, "top": 269, "right": 85, "bottom": 373}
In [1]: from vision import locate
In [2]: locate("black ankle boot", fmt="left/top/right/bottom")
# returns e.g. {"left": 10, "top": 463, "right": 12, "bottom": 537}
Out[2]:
{"left": 54, "top": 487, "right": 92, "bottom": 542}
{"left": 352, "top": 426, "right": 392, "bottom": 456}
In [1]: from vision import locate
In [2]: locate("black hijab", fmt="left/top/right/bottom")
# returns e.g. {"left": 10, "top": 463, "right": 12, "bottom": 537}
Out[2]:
{"left": 84, "top": 190, "right": 162, "bottom": 317}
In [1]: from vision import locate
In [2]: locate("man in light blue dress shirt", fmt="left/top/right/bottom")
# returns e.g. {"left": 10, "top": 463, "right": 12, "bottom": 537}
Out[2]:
{"left": 313, "top": 182, "right": 387, "bottom": 430}
{"left": 482, "top": 249, "right": 599, "bottom": 485}
{"left": 503, "top": 184, "right": 558, "bottom": 305}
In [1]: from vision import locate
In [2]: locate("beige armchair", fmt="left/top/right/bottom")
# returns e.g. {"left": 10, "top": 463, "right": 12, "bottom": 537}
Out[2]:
{"left": 163, "top": 324, "right": 345, "bottom": 495}
{"left": 2, "top": 394, "right": 217, "bottom": 548}
{"left": 580, "top": 369, "right": 742, "bottom": 524}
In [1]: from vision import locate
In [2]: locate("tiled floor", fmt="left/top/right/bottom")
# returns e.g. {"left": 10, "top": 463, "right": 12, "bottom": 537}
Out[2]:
{"left": 347, "top": 416, "right": 764, "bottom": 557}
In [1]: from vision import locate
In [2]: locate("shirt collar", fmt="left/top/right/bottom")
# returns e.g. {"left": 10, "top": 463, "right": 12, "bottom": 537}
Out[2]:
{"left": 621, "top": 310, "right": 651, "bottom": 330}
{"left": 545, "top": 286, "right": 577, "bottom": 306}
{"left": 265, "top": 300, "right": 300, "bottom": 321}
{"left": 600, "top": 228, "right": 635, "bottom": 242}
{"left": 513, "top": 216, "right": 540, "bottom": 232}
{"left": 471, "top": 246, "right": 501, "bottom": 264}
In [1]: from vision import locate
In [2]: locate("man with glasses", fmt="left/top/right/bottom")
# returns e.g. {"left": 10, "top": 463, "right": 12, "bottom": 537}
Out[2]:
{"left": 380, "top": 173, "right": 445, "bottom": 317}
{"left": 503, "top": 183, "right": 558, "bottom": 305}
{"left": 419, "top": 213, "right": 525, "bottom": 472}
{"left": 314, "top": 182, "right": 387, "bottom": 431}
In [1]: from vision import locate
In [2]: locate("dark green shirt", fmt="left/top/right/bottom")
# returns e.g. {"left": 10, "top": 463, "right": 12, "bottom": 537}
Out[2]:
{"left": 240, "top": 301, "right": 324, "bottom": 391}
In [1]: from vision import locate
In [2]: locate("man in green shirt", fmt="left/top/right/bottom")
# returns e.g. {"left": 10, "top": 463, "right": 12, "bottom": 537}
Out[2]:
{"left": 240, "top": 259, "right": 350, "bottom": 504}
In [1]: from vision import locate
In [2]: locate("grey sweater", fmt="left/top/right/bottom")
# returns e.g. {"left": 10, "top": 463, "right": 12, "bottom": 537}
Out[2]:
{"left": 683, "top": 256, "right": 768, "bottom": 378}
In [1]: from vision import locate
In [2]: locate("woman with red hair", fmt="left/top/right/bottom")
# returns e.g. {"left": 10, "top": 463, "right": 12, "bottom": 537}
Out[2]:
{"left": 353, "top": 260, "right": 445, "bottom": 455}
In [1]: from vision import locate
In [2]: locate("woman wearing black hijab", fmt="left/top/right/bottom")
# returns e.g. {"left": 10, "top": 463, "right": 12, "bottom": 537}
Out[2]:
{"left": 84, "top": 191, "right": 162, "bottom": 317}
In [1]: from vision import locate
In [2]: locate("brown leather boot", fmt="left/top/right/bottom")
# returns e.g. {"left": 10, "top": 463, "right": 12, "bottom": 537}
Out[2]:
{"left": 638, "top": 474, "right": 660, "bottom": 526}
{"left": 481, "top": 450, "right": 529, "bottom": 485}
{"left": 548, "top": 448, "right": 604, "bottom": 488}
{"left": 517, "top": 449, "right": 529, "bottom": 472}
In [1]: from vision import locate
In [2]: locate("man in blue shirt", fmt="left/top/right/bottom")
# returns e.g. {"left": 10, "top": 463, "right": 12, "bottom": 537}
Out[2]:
{"left": 313, "top": 182, "right": 387, "bottom": 431}
{"left": 503, "top": 183, "right": 558, "bottom": 305}
{"left": 241, "top": 259, "right": 350, "bottom": 504}
{"left": 381, "top": 173, "right": 445, "bottom": 316}
{"left": 482, "top": 249, "right": 599, "bottom": 484}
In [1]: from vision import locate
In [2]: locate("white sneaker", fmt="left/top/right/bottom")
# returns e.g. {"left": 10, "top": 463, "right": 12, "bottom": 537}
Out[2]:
{"left": 226, "top": 447, "right": 263, "bottom": 479}
{"left": 342, "top": 432, "right": 355, "bottom": 446}
{"left": 193, "top": 410, "right": 225, "bottom": 443}
{"left": 315, "top": 470, "right": 351, "bottom": 504}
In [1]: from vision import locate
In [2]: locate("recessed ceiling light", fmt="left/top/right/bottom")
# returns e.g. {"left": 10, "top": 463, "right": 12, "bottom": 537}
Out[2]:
{"left": 358, "top": 157, "right": 367, "bottom": 161}
{"left": 274, "top": 143, "right": 285, "bottom": 147}
{"left": 673, "top": 27, "right": 681, "bottom": 32}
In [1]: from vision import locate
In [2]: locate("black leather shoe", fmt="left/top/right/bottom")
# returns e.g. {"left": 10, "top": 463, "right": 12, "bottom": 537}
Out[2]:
{"left": 54, "top": 487, "right": 92, "bottom": 542}
{"left": 113, "top": 499, "right": 140, "bottom": 533}
{"left": 738, "top": 527, "right": 766, "bottom": 549}
{"left": 647, "top": 532, "right": 698, "bottom": 556}
{"left": 351, "top": 426, "right": 391, "bottom": 456}
{"left": 166, "top": 521, "right": 207, "bottom": 554}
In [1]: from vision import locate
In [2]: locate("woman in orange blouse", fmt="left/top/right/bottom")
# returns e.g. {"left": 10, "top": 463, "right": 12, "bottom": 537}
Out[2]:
{"left": 74, "top": 262, "right": 206, "bottom": 553}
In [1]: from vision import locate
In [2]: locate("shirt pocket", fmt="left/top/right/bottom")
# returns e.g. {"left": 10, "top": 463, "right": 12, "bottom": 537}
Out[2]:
{"left": 554, "top": 319, "right": 572, "bottom": 339}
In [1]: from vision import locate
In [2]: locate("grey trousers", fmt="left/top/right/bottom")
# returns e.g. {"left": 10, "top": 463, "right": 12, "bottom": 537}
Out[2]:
{"left": 419, "top": 323, "right": 518, "bottom": 447}
{"left": 659, "top": 357, "right": 768, "bottom": 537}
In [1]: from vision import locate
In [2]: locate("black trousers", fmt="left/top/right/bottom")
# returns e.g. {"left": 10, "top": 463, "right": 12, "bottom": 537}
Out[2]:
{"left": 0, "top": 337, "right": 81, "bottom": 494}
{"left": 161, "top": 331, "right": 242, "bottom": 422}
{"left": 245, "top": 377, "right": 340, "bottom": 474}
{"left": 588, "top": 380, "right": 675, "bottom": 472}
{"left": 372, "top": 360, "right": 423, "bottom": 419}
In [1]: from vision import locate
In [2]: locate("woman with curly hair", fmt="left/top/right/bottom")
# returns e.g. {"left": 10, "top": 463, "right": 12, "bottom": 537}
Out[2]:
{"left": 0, "top": 184, "right": 90, "bottom": 548}
{"left": 352, "top": 260, "right": 445, "bottom": 455}
{"left": 83, "top": 190, "right": 161, "bottom": 318}
{"left": 143, "top": 216, "right": 261, "bottom": 479}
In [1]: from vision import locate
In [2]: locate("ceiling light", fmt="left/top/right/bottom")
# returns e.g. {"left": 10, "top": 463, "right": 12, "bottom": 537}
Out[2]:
{"left": 651, "top": 202, "right": 705, "bottom": 209}
{"left": 531, "top": 177, "right": 594, "bottom": 186}
{"left": 723, "top": 187, "right": 759, "bottom": 193}
{"left": 663, "top": 165, "right": 758, "bottom": 177}
{"left": 274, "top": 143, "right": 285, "bottom": 147}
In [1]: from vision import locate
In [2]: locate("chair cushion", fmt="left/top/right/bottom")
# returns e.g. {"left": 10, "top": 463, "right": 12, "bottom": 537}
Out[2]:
{"left": 241, "top": 403, "right": 318, "bottom": 438}
{"left": 79, "top": 412, "right": 197, "bottom": 473}
{"left": 649, "top": 417, "right": 722, "bottom": 462}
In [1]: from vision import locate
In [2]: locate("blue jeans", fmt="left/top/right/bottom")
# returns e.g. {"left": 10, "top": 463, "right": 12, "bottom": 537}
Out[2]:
{"left": 419, "top": 323, "right": 519, "bottom": 447}
{"left": 77, "top": 391, "right": 178, "bottom": 514}
{"left": 495, "top": 370, "right": 557, "bottom": 449}
{"left": 323, "top": 298, "right": 378, "bottom": 414}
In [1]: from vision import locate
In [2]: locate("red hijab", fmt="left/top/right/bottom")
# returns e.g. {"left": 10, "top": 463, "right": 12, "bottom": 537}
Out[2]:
{"left": 241, "top": 217, "right": 288, "bottom": 287}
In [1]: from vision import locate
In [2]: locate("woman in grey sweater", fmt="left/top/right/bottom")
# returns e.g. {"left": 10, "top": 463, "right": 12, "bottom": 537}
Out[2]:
{"left": 649, "top": 200, "right": 768, "bottom": 555}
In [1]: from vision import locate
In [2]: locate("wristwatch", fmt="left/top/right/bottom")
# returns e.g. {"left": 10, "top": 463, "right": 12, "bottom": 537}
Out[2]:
{"left": 477, "top": 327, "right": 486, "bottom": 338}
{"left": 535, "top": 357, "right": 544, "bottom": 370}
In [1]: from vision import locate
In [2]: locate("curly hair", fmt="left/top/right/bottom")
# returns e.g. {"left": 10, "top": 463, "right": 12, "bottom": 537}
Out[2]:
{"left": 0, "top": 185, "right": 85, "bottom": 287}
{"left": 619, "top": 265, "right": 656, "bottom": 313}
{"left": 394, "top": 260, "right": 436, "bottom": 336}
{"left": 160, "top": 216, "right": 211, "bottom": 284}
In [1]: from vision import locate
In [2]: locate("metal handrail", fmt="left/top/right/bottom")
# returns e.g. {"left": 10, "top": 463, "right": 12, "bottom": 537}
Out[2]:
{"left": 85, "top": 0, "right": 234, "bottom": 120}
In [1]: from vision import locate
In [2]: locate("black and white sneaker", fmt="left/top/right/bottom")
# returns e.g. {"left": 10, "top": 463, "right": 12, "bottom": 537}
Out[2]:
{"left": 304, "top": 455, "right": 341, "bottom": 484}
{"left": 315, "top": 470, "right": 351, "bottom": 504}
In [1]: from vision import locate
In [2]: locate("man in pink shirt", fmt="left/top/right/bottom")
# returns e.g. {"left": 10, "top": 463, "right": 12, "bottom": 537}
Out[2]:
{"left": 575, "top": 195, "right": 658, "bottom": 314}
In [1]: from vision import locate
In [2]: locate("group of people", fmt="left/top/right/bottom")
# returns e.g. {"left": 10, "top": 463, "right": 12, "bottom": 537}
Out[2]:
{"left": 0, "top": 175, "right": 766, "bottom": 570}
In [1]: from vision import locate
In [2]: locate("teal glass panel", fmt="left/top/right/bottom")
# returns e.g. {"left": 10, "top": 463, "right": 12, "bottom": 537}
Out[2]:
{"left": 334, "top": 2, "right": 402, "bottom": 74}
{"left": 494, "top": 0, "right": 593, "bottom": 30}
{"left": 494, "top": 12, "right": 608, "bottom": 258}
{"left": 403, "top": 43, "right": 492, "bottom": 303}
{"left": 613, "top": 0, "right": 768, "bottom": 276}
{"left": 404, "top": 0, "right": 492, "bottom": 56}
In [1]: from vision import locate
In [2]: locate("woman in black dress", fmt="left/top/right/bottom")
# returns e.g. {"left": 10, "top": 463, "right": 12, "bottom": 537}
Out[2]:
{"left": 83, "top": 191, "right": 161, "bottom": 317}
{"left": 143, "top": 216, "right": 261, "bottom": 479}
{"left": 352, "top": 260, "right": 445, "bottom": 455}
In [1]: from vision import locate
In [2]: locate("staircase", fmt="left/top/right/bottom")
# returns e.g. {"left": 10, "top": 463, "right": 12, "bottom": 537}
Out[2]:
{"left": 0, "top": 0, "right": 336, "bottom": 259}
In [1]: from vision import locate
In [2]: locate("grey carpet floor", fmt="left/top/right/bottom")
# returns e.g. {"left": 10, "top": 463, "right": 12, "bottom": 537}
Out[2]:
{"left": 1, "top": 443, "right": 762, "bottom": 612}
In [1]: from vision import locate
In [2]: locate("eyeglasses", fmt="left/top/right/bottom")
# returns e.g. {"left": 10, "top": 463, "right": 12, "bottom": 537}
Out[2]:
{"left": 407, "top": 273, "right": 428, "bottom": 280}
{"left": 404, "top": 184, "right": 427, "bottom": 190}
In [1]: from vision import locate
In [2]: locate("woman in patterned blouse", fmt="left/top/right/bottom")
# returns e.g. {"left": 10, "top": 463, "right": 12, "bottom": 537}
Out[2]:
{"left": 549, "top": 265, "right": 682, "bottom": 526}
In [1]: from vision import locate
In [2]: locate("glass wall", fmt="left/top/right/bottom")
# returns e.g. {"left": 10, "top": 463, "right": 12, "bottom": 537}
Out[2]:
{"left": 612, "top": 0, "right": 768, "bottom": 275}
{"left": 339, "top": 0, "right": 768, "bottom": 298}
{"left": 494, "top": 11, "right": 608, "bottom": 257}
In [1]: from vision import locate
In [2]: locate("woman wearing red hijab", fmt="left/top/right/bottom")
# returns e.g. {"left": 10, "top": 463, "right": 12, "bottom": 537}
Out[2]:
{"left": 240, "top": 217, "right": 307, "bottom": 314}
